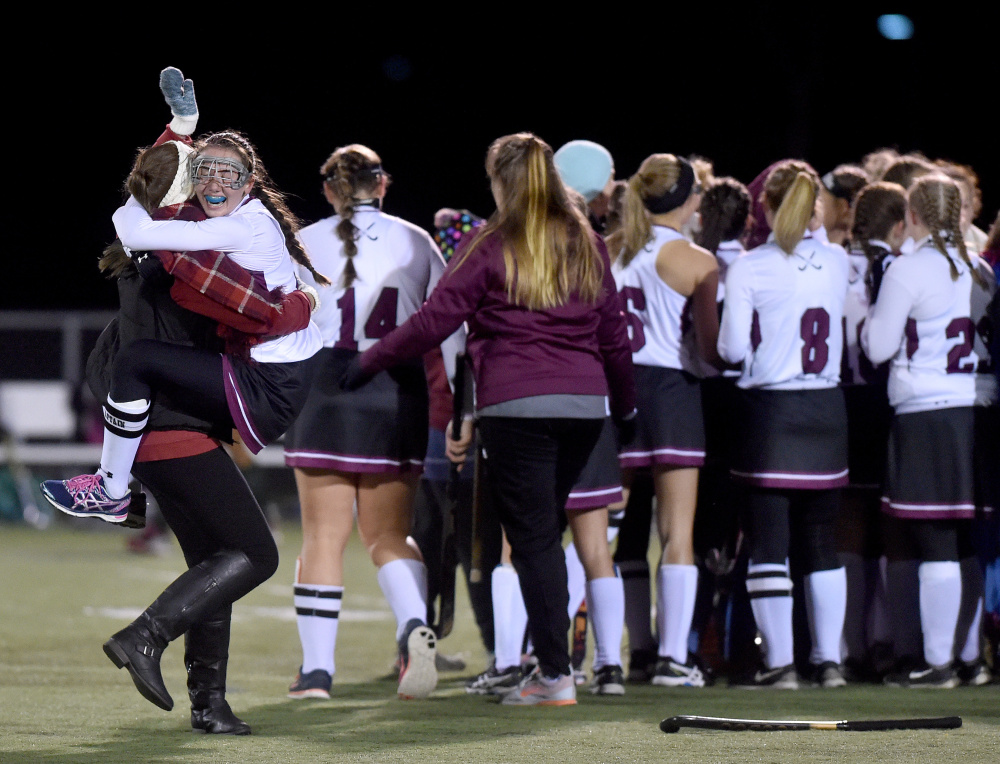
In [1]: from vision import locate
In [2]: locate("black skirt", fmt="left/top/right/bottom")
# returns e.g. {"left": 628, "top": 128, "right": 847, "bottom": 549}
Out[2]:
{"left": 730, "top": 386, "right": 848, "bottom": 490}
{"left": 282, "top": 347, "right": 428, "bottom": 474}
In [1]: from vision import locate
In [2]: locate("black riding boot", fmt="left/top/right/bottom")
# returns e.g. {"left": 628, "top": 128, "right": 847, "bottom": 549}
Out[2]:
{"left": 103, "top": 550, "right": 256, "bottom": 711}
{"left": 186, "top": 605, "right": 251, "bottom": 735}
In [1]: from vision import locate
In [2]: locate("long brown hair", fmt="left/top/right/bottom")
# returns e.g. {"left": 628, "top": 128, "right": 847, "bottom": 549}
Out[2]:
{"left": 456, "top": 133, "right": 604, "bottom": 309}
{"left": 99, "top": 142, "right": 185, "bottom": 277}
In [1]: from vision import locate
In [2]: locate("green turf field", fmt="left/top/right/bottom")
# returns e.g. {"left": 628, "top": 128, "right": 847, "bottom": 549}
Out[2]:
{"left": 1, "top": 519, "right": 997, "bottom": 763}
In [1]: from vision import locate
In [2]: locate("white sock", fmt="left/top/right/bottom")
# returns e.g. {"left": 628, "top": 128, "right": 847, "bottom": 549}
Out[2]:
{"left": 618, "top": 559, "right": 656, "bottom": 653}
{"left": 657, "top": 564, "right": 698, "bottom": 663}
{"left": 564, "top": 543, "right": 587, "bottom": 618}
{"left": 294, "top": 577, "right": 343, "bottom": 676}
{"left": 586, "top": 575, "right": 624, "bottom": 670}
{"left": 747, "top": 562, "right": 794, "bottom": 669}
{"left": 376, "top": 558, "right": 428, "bottom": 640}
{"left": 918, "top": 560, "right": 961, "bottom": 668}
{"left": 804, "top": 567, "right": 847, "bottom": 665}
{"left": 492, "top": 564, "right": 528, "bottom": 670}
{"left": 99, "top": 396, "right": 149, "bottom": 498}
{"left": 957, "top": 557, "right": 985, "bottom": 663}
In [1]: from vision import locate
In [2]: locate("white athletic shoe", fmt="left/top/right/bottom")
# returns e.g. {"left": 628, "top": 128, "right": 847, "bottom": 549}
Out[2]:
{"left": 501, "top": 667, "right": 577, "bottom": 706}
{"left": 397, "top": 619, "right": 438, "bottom": 700}
{"left": 651, "top": 658, "right": 706, "bottom": 688}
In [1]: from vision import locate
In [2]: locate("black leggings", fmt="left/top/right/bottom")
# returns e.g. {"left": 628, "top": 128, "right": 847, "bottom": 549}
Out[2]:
{"left": 881, "top": 514, "right": 972, "bottom": 563}
{"left": 742, "top": 487, "right": 841, "bottom": 574}
{"left": 132, "top": 448, "right": 279, "bottom": 584}
{"left": 111, "top": 339, "right": 230, "bottom": 426}
{"left": 477, "top": 416, "right": 603, "bottom": 678}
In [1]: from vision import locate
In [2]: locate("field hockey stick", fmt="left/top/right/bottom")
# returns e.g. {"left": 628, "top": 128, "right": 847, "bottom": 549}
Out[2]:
{"left": 433, "top": 353, "right": 466, "bottom": 639}
{"left": 660, "top": 715, "right": 962, "bottom": 733}
{"left": 468, "top": 429, "right": 485, "bottom": 584}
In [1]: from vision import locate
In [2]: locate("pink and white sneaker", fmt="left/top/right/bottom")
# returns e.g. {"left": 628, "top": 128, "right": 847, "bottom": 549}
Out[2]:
{"left": 40, "top": 474, "right": 131, "bottom": 523}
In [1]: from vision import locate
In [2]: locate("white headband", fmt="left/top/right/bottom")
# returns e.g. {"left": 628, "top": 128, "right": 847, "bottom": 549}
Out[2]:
{"left": 160, "top": 141, "right": 196, "bottom": 207}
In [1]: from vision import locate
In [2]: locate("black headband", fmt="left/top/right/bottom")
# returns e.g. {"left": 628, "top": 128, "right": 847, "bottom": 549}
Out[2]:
{"left": 325, "top": 164, "right": 384, "bottom": 184}
{"left": 643, "top": 158, "right": 696, "bottom": 214}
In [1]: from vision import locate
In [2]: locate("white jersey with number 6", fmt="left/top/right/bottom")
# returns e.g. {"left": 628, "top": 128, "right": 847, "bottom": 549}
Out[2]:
{"left": 613, "top": 225, "right": 698, "bottom": 372}
{"left": 296, "top": 205, "right": 449, "bottom": 352}
{"left": 718, "top": 231, "right": 849, "bottom": 390}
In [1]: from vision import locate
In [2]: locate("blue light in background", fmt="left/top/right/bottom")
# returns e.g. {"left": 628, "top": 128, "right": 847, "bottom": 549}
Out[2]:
{"left": 877, "top": 14, "right": 914, "bottom": 40}
{"left": 382, "top": 55, "right": 413, "bottom": 83}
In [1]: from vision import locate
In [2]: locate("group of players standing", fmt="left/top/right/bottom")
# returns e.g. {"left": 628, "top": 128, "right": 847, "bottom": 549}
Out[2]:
{"left": 286, "top": 137, "right": 999, "bottom": 700}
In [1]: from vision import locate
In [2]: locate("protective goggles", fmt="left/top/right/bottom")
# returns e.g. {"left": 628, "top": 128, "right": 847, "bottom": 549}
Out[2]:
{"left": 191, "top": 156, "right": 250, "bottom": 190}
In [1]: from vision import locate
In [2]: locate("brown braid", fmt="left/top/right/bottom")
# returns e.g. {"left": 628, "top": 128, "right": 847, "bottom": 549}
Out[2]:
{"left": 909, "top": 175, "right": 988, "bottom": 288}
{"left": 321, "top": 145, "right": 387, "bottom": 289}
{"left": 196, "top": 130, "right": 331, "bottom": 287}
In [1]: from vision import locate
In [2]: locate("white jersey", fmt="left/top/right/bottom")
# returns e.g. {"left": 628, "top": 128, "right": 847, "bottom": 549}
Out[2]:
{"left": 861, "top": 237, "right": 993, "bottom": 412}
{"left": 613, "top": 225, "right": 697, "bottom": 372}
{"left": 296, "top": 206, "right": 460, "bottom": 362}
{"left": 112, "top": 195, "right": 322, "bottom": 364}
{"left": 718, "top": 231, "right": 849, "bottom": 390}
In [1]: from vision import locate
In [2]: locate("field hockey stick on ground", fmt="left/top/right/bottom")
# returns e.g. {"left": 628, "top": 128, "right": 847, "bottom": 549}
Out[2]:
{"left": 433, "top": 353, "right": 466, "bottom": 639}
{"left": 660, "top": 715, "right": 962, "bottom": 733}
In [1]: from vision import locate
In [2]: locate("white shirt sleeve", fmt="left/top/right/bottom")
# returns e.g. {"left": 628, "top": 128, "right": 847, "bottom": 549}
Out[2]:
{"left": 717, "top": 256, "right": 754, "bottom": 364}
{"left": 861, "top": 262, "right": 916, "bottom": 364}
{"left": 112, "top": 195, "right": 254, "bottom": 253}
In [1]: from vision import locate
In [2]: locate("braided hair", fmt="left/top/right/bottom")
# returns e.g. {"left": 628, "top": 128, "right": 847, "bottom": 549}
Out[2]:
{"left": 321, "top": 145, "right": 387, "bottom": 289}
{"left": 907, "top": 175, "right": 988, "bottom": 288}
{"left": 196, "top": 130, "right": 330, "bottom": 286}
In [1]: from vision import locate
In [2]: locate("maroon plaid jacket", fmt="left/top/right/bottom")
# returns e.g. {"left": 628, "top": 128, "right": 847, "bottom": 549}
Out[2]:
{"left": 150, "top": 202, "right": 286, "bottom": 323}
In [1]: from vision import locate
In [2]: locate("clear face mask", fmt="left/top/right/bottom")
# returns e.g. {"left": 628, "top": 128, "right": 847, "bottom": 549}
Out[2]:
{"left": 191, "top": 155, "right": 250, "bottom": 190}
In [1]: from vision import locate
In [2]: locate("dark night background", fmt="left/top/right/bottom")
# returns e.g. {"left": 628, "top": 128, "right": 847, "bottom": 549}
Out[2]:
{"left": 9, "top": 9, "right": 995, "bottom": 313}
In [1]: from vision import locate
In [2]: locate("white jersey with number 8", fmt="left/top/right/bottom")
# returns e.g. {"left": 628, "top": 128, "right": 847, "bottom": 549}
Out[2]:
{"left": 718, "top": 232, "right": 849, "bottom": 390}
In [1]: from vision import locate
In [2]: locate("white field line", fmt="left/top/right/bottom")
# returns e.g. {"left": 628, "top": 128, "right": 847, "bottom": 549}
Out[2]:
{"left": 83, "top": 605, "right": 391, "bottom": 623}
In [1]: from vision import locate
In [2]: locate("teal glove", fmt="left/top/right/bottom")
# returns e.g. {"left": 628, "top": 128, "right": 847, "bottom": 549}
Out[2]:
{"left": 159, "top": 66, "right": 199, "bottom": 135}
